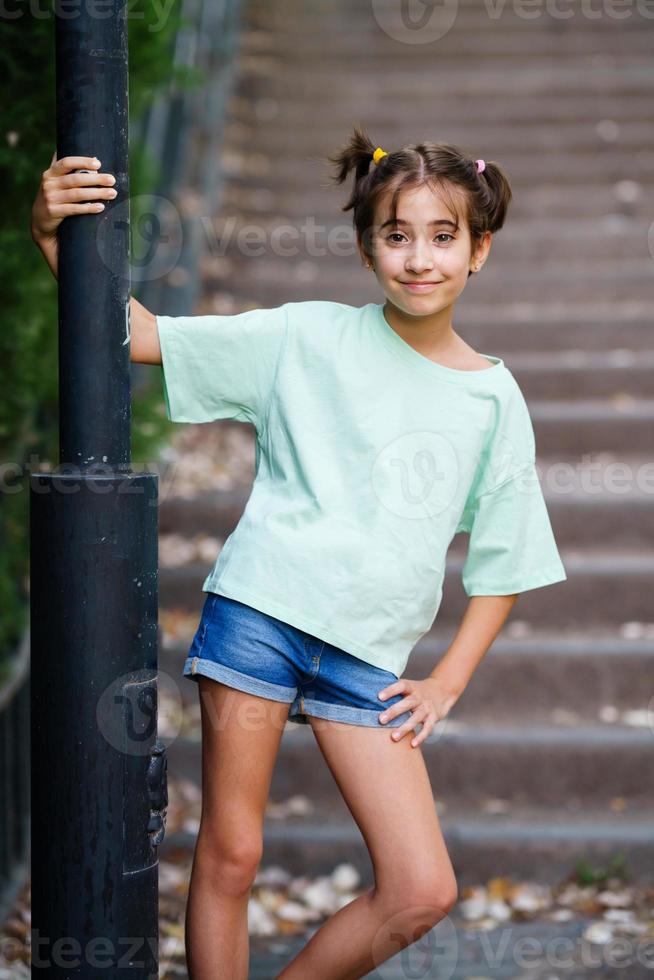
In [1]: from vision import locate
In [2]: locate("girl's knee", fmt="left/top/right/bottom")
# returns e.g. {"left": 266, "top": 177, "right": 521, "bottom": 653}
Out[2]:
{"left": 376, "top": 870, "right": 458, "bottom": 923}
{"left": 196, "top": 829, "right": 263, "bottom": 896}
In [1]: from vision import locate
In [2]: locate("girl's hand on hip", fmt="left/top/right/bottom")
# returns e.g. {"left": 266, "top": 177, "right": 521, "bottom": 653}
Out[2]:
{"left": 377, "top": 677, "right": 459, "bottom": 748}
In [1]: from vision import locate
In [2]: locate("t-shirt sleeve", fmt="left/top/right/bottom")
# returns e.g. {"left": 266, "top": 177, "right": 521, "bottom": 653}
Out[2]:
{"left": 459, "top": 461, "right": 567, "bottom": 596}
{"left": 455, "top": 376, "right": 566, "bottom": 596}
{"left": 155, "top": 304, "right": 289, "bottom": 429}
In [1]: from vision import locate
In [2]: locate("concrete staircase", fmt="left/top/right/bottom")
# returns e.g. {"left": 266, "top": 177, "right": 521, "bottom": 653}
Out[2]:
{"left": 157, "top": 0, "right": 654, "bottom": 917}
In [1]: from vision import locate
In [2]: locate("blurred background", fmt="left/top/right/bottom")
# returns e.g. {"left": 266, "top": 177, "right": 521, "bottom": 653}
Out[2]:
{"left": 2, "top": 0, "right": 654, "bottom": 976}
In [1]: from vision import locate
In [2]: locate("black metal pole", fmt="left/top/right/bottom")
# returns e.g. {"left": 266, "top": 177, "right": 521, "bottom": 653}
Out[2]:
{"left": 29, "top": 1, "right": 166, "bottom": 975}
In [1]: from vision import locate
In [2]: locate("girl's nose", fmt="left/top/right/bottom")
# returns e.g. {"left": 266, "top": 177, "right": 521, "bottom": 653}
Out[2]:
{"left": 405, "top": 241, "right": 435, "bottom": 273}
{"left": 406, "top": 252, "right": 434, "bottom": 273}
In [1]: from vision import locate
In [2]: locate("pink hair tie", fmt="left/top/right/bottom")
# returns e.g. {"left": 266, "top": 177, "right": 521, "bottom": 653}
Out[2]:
{"left": 476, "top": 158, "right": 486, "bottom": 173}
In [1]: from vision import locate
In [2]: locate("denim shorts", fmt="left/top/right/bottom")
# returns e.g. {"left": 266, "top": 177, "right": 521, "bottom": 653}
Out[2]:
{"left": 182, "top": 592, "right": 417, "bottom": 729}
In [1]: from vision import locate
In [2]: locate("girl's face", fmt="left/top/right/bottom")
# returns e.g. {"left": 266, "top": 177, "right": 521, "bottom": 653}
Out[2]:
{"left": 365, "top": 182, "right": 491, "bottom": 319}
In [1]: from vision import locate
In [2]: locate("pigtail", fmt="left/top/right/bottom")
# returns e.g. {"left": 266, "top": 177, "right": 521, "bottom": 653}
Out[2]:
{"left": 477, "top": 160, "right": 513, "bottom": 234}
{"left": 326, "top": 125, "right": 378, "bottom": 213}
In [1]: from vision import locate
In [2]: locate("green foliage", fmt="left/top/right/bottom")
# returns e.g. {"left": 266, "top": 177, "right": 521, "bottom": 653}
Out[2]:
{"left": 573, "top": 852, "right": 631, "bottom": 886}
{"left": 0, "top": 0, "right": 203, "bottom": 661}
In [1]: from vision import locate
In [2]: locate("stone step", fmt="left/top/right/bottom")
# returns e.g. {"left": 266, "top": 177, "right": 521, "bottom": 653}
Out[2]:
{"left": 165, "top": 720, "right": 654, "bottom": 811}
{"left": 212, "top": 273, "right": 652, "bottom": 312}
{"left": 241, "top": 33, "right": 650, "bottom": 68}
{"left": 160, "top": 628, "right": 654, "bottom": 723}
{"left": 240, "top": 102, "right": 649, "bottom": 142}
{"left": 203, "top": 257, "right": 654, "bottom": 306}
{"left": 443, "top": 549, "right": 650, "bottom": 627}
{"left": 159, "top": 485, "right": 247, "bottom": 538}
{"left": 207, "top": 268, "right": 652, "bottom": 310}
{"left": 507, "top": 350, "right": 654, "bottom": 399}
{"left": 158, "top": 451, "right": 654, "bottom": 548}
{"left": 246, "top": 919, "right": 654, "bottom": 980}
{"left": 244, "top": 0, "right": 647, "bottom": 19}
{"left": 229, "top": 89, "right": 654, "bottom": 130}
{"left": 189, "top": 298, "right": 653, "bottom": 352}
{"left": 244, "top": 0, "right": 650, "bottom": 33}
{"left": 419, "top": 310, "right": 654, "bottom": 350}
{"left": 242, "top": 64, "right": 653, "bottom": 100}
{"left": 527, "top": 399, "right": 654, "bottom": 453}
{"left": 209, "top": 219, "right": 650, "bottom": 264}
{"left": 224, "top": 148, "right": 654, "bottom": 185}
{"left": 158, "top": 548, "right": 651, "bottom": 626}
{"left": 209, "top": 210, "right": 646, "bottom": 241}
{"left": 245, "top": 0, "right": 646, "bottom": 15}
{"left": 226, "top": 115, "right": 653, "bottom": 151}
{"left": 239, "top": 28, "right": 654, "bottom": 62}
{"left": 244, "top": 93, "right": 652, "bottom": 139}
{"left": 160, "top": 800, "right": 654, "bottom": 888}
{"left": 239, "top": 61, "right": 654, "bottom": 97}
{"left": 223, "top": 182, "right": 654, "bottom": 221}
{"left": 411, "top": 631, "right": 654, "bottom": 723}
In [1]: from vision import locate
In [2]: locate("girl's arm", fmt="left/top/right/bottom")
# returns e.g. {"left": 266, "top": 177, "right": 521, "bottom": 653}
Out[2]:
{"left": 31, "top": 152, "right": 161, "bottom": 365}
{"left": 428, "top": 594, "right": 519, "bottom": 697}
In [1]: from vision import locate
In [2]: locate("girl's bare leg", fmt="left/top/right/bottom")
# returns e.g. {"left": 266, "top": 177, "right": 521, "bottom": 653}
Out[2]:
{"left": 276, "top": 718, "right": 458, "bottom": 980}
{"left": 185, "top": 676, "right": 290, "bottom": 980}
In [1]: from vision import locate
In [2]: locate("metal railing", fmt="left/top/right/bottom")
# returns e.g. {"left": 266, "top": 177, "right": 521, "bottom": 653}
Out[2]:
{"left": 0, "top": 626, "right": 30, "bottom": 927}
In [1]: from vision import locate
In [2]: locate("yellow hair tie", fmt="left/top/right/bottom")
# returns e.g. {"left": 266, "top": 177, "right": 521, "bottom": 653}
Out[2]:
{"left": 372, "top": 146, "right": 388, "bottom": 165}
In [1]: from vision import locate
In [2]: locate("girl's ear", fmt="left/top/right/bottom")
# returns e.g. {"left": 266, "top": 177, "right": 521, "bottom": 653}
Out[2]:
{"left": 476, "top": 231, "right": 493, "bottom": 264}
{"left": 356, "top": 240, "right": 372, "bottom": 269}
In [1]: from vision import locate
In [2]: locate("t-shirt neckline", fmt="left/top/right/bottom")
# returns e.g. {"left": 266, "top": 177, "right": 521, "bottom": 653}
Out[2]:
{"left": 371, "top": 302, "right": 506, "bottom": 383}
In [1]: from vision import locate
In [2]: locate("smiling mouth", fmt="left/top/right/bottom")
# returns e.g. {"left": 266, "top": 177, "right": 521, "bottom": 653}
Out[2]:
{"left": 401, "top": 281, "right": 443, "bottom": 287}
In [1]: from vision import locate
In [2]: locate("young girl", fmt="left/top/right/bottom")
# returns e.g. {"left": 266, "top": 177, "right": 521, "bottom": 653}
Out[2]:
{"left": 32, "top": 128, "right": 566, "bottom": 979}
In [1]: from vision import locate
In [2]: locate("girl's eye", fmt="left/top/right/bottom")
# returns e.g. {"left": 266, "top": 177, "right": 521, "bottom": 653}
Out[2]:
{"left": 385, "top": 233, "right": 454, "bottom": 244}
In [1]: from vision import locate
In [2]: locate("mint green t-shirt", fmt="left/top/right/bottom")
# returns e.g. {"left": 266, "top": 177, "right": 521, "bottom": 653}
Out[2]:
{"left": 156, "top": 300, "right": 567, "bottom": 677}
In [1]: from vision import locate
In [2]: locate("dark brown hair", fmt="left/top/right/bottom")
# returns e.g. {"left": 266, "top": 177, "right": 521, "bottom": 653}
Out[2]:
{"left": 327, "top": 125, "right": 513, "bottom": 276}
